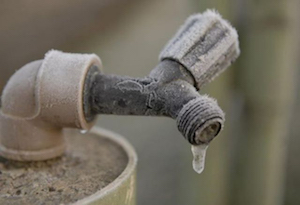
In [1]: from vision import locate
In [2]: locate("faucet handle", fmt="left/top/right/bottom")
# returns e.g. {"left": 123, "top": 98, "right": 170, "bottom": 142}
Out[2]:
{"left": 159, "top": 9, "right": 240, "bottom": 90}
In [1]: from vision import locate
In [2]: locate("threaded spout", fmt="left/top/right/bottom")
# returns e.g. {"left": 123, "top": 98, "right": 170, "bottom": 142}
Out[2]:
{"left": 177, "top": 96, "right": 224, "bottom": 145}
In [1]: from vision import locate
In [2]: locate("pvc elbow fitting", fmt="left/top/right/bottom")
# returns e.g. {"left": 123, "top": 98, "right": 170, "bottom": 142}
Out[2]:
{"left": 0, "top": 50, "right": 102, "bottom": 161}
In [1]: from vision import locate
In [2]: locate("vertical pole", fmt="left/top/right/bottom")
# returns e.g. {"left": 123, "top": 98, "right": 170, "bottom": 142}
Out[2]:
{"left": 231, "top": 0, "right": 299, "bottom": 204}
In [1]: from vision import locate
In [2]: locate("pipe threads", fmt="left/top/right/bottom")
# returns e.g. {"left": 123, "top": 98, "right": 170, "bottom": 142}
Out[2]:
{"left": 176, "top": 96, "right": 225, "bottom": 145}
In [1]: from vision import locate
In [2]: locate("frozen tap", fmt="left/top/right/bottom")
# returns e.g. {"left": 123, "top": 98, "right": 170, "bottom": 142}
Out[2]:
{"left": 86, "top": 10, "right": 240, "bottom": 145}
{"left": 0, "top": 10, "right": 239, "bottom": 161}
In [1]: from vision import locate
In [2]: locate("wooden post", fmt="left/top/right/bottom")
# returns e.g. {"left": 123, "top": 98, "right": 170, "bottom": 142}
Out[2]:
{"left": 230, "top": 0, "right": 299, "bottom": 204}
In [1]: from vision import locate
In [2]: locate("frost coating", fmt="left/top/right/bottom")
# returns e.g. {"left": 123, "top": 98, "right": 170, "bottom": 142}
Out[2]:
{"left": 160, "top": 9, "right": 240, "bottom": 89}
{"left": 191, "top": 144, "right": 209, "bottom": 174}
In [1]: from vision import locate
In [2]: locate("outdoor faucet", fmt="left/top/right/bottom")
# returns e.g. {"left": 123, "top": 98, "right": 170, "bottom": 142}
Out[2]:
{"left": 0, "top": 10, "right": 239, "bottom": 161}
{"left": 87, "top": 10, "right": 239, "bottom": 145}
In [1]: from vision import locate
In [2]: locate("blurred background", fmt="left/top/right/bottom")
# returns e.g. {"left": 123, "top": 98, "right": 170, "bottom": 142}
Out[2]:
{"left": 1, "top": 0, "right": 300, "bottom": 204}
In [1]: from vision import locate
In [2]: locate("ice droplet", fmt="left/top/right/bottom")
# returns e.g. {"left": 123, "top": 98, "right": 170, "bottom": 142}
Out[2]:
{"left": 191, "top": 144, "right": 208, "bottom": 174}
{"left": 80, "top": 129, "right": 88, "bottom": 134}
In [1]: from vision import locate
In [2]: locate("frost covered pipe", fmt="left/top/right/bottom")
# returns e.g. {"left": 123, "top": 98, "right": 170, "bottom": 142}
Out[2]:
{"left": 89, "top": 60, "right": 224, "bottom": 145}
{"left": 88, "top": 10, "right": 239, "bottom": 145}
{"left": 0, "top": 9, "right": 239, "bottom": 161}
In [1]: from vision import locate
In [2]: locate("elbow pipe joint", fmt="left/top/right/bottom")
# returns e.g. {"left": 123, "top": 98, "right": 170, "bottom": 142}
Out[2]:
{"left": 0, "top": 50, "right": 102, "bottom": 161}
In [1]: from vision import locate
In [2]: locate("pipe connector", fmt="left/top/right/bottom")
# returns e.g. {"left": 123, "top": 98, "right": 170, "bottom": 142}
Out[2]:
{"left": 0, "top": 50, "right": 102, "bottom": 161}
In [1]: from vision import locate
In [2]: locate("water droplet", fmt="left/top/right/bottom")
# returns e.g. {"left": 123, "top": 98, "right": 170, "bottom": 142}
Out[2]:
{"left": 191, "top": 144, "right": 208, "bottom": 174}
{"left": 80, "top": 129, "right": 88, "bottom": 134}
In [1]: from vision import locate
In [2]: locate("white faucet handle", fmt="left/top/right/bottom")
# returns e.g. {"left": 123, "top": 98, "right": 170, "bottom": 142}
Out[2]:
{"left": 160, "top": 9, "right": 240, "bottom": 89}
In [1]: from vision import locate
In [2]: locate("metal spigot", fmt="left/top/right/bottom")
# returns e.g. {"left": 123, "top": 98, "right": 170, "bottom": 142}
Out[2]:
{"left": 86, "top": 9, "right": 240, "bottom": 145}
